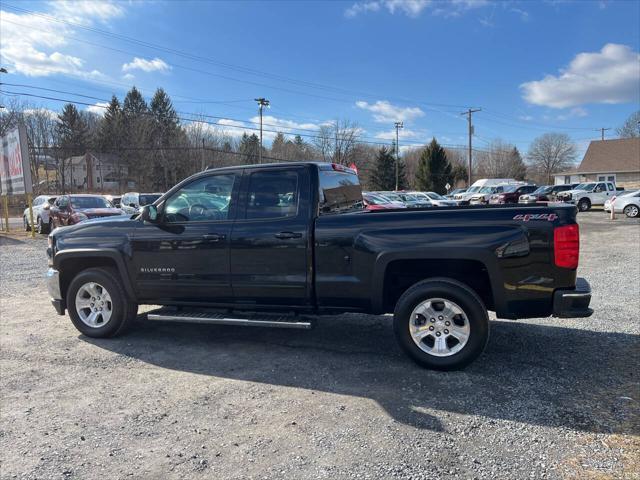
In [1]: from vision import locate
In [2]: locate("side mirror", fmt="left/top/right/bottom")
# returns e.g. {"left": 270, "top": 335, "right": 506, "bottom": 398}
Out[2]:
{"left": 140, "top": 204, "right": 159, "bottom": 223}
{"left": 43, "top": 204, "right": 51, "bottom": 210}
{"left": 129, "top": 203, "right": 137, "bottom": 208}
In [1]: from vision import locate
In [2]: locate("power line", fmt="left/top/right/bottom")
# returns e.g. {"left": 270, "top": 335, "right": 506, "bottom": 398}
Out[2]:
{"left": 1, "top": 87, "right": 481, "bottom": 150}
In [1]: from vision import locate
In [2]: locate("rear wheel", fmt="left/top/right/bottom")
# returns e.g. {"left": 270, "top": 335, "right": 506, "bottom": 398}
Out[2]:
{"left": 577, "top": 198, "right": 591, "bottom": 212}
{"left": 37, "top": 216, "right": 48, "bottom": 234}
{"left": 23, "top": 216, "right": 30, "bottom": 231}
{"left": 393, "top": 278, "right": 489, "bottom": 370}
{"left": 66, "top": 267, "right": 137, "bottom": 338}
{"left": 624, "top": 204, "right": 639, "bottom": 218}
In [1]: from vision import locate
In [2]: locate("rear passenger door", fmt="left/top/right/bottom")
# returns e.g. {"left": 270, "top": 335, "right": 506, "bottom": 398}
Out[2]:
{"left": 229, "top": 166, "right": 312, "bottom": 307}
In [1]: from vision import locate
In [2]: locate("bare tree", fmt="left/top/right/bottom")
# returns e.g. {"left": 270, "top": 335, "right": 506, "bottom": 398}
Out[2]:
{"left": 476, "top": 139, "right": 527, "bottom": 180}
{"left": 313, "top": 120, "right": 360, "bottom": 164}
{"left": 314, "top": 125, "right": 333, "bottom": 162}
{"left": 526, "top": 133, "right": 577, "bottom": 184}
{"left": 616, "top": 110, "right": 640, "bottom": 138}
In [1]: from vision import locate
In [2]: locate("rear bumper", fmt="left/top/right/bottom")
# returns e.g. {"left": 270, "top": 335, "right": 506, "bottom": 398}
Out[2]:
{"left": 46, "top": 268, "right": 66, "bottom": 315}
{"left": 553, "top": 277, "right": 593, "bottom": 318}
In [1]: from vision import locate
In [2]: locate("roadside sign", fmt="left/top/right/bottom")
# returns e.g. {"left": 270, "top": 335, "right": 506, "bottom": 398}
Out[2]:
{"left": 0, "top": 124, "right": 32, "bottom": 196}
{"left": 445, "top": 183, "right": 451, "bottom": 191}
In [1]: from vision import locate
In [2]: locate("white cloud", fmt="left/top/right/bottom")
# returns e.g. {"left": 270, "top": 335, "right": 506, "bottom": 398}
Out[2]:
{"left": 249, "top": 115, "right": 321, "bottom": 133}
{"left": 50, "top": 0, "right": 124, "bottom": 24}
{"left": 23, "top": 108, "right": 58, "bottom": 121}
{"left": 374, "top": 127, "right": 421, "bottom": 140}
{"left": 86, "top": 102, "right": 110, "bottom": 116}
{"left": 356, "top": 100, "right": 425, "bottom": 123}
{"left": 122, "top": 73, "right": 135, "bottom": 81}
{"left": 345, "top": 0, "right": 488, "bottom": 18}
{"left": 521, "top": 43, "right": 640, "bottom": 108}
{"left": 122, "top": 57, "right": 171, "bottom": 73}
{"left": 0, "top": 3, "right": 121, "bottom": 78}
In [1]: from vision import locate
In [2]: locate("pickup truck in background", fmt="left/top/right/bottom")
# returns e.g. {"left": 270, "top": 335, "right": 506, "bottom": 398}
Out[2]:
{"left": 556, "top": 181, "right": 617, "bottom": 212}
{"left": 46, "top": 162, "right": 592, "bottom": 370}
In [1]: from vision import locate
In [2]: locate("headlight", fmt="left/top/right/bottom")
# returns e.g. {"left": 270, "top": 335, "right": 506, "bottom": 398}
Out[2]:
{"left": 72, "top": 212, "right": 88, "bottom": 222}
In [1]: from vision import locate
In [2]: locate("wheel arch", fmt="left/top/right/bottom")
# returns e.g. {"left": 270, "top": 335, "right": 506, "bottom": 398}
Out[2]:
{"left": 55, "top": 249, "right": 136, "bottom": 303}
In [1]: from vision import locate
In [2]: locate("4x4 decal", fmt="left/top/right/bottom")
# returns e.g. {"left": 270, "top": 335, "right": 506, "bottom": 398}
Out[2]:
{"left": 513, "top": 213, "right": 558, "bottom": 222}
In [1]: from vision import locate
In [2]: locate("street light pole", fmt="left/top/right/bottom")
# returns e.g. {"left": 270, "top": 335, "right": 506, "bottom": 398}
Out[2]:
{"left": 255, "top": 98, "right": 270, "bottom": 163}
{"left": 394, "top": 121, "right": 403, "bottom": 191}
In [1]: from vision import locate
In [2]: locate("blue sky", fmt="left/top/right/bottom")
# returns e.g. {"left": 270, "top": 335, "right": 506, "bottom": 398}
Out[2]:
{"left": 1, "top": 0, "right": 639, "bottom": 156}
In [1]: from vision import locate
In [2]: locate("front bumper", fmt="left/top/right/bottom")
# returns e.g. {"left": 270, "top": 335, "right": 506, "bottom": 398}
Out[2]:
{"left": 46, "top": 268, "right": 66, "bottom": 315}
{"left": 553, "top": 277, "right": 593, "bottom": 318}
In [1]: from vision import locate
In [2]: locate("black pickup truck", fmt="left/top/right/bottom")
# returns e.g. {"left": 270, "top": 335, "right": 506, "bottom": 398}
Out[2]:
{"left": 46, "top": 162, "right": 592, "bottom": 370}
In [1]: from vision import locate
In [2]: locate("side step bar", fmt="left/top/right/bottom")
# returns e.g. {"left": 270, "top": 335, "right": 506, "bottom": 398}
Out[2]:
{"left": 146, "top": 309, "right": 313, "bottom": 329}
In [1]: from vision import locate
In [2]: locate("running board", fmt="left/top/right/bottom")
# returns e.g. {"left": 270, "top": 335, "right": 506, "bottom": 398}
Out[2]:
{"left": 146, "top": 309, "right": 313, "bottom": 329}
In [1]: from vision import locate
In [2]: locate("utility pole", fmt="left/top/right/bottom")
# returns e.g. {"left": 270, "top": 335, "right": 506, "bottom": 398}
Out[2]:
{"left": 461, "top": 108, "right": 481, "bottom": 186}
{"left": 201, "top": 138, "right": 206, "bottom": 170}
{"left": 394, "top": 121, "right": 403, "bottom": 191}
{"left": 597, "top": 127, "right": 611, "bottom": 141}
{"left": 255, "top": 98, "right": 269, "bottom": 163}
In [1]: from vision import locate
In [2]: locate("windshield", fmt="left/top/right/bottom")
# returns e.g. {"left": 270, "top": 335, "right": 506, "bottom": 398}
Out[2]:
{"left": 364, "top": 193, "right": 390, "bottom": 205}
{"left": 532, "top": 186, "right": 552, "bottom": 194}
{"left": 478, "top": 186, "right": 495, "bottom": 193}
{"left": 426, "top": 192, "right": 446, "bottom": 200}
{"left": 381, "top": 192, "right": 402, "bottom": 202}
{"left": 70, "top": 196, "right": 113, "bottom": 209}
{"left": 575, "top": 183, "right": 596, "bottom": 191}
{"left": 139, "top": 194, "right": 161, "bottom": 206}
{"left": 501, "top": 185, "right": 518, "bottom": 193}
{"left": 466, "top": 186, "right": 481, "bottom": 193}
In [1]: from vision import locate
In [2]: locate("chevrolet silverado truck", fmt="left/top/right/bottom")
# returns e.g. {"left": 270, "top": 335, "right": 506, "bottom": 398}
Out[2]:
{"left": 46, "top": 162, "right": 592, "bottom": 370}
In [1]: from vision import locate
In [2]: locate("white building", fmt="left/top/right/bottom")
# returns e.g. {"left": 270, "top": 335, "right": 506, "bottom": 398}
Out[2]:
{"left": 63, "top": 152, "right": 134, "bottom": 192}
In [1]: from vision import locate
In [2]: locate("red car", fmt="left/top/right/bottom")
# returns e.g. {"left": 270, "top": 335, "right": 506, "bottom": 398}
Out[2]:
{"left": 50, "top": 194, "right": 124, "bottom": 228}
{"left": 489, "top": 184, "right": 538, "bottom": 204}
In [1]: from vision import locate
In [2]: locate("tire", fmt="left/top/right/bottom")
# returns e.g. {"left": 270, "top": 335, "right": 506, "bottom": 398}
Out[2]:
{"left": 393, "top": 278, "right": 489, "bottom": 370}
{"left": 49, "top": 219, "right": 54, "bottom": 231}
{"left": 23, "top": 216, "right": 30, "bottom": 231}
{"left": 37, "top": 216, "right": 48, "bottom": 234}
{"left": 66, "top": 267, "right": 138, "bottom": 338}
{"left": 624, "top": 204, "right": 639, "bottom": 218}
{"left": 577, "top": 198, "right": 591, "bottom": 212}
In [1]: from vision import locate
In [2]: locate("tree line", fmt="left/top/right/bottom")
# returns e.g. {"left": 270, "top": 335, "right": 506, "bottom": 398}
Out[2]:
{"left": 1, "top": 88, "right": 637, "bottom": 194}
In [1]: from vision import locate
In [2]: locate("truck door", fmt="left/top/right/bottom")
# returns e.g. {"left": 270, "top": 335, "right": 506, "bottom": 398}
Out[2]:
{"left": 130, "top": 172, "right": 240, "bottom": 303}
{"left": 229, "top": 166, "right": 312, "bottom": 307}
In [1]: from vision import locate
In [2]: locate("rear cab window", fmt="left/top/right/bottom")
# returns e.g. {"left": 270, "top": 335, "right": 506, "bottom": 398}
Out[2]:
{"left": 318, "top": 165, "right": 363, "bottom": 214}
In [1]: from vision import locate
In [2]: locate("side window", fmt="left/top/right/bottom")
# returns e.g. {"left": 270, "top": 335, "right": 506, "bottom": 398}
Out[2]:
{"left": 57, "top": 196, "right": 69, "bottom": 207}
{"left": 245, "top": 170, "right": 299, "bottom": 220}
{"left": 607, "top": 183, "right": 614, "bottom": 191}
{"left": 595, "top": 183, "right": 606, "bottom": 192}
{"left": 164, "top": 174, "right": 235, "bottom": 223}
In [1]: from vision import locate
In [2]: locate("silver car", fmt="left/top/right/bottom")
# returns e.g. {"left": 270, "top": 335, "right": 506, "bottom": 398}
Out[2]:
{"left": 604, "top": 190, "right": 640, "bottom": 218}
{"left": 414, "top": 191, "right": 457, "bottom": 207}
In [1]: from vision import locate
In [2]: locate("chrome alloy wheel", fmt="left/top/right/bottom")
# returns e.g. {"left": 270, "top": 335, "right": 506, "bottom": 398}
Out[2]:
{"left": 625, "top": 205, "right": 639, "bottom": 218}
{"left": 409, "top": 298, "right": 470, "bottom": 357}
{"left": 75, "top": 282, "right": 113, "bottom": 328}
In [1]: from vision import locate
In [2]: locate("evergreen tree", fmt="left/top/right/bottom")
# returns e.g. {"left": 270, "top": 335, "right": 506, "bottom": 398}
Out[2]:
{"left": 239, "top": 133, "right": 260, "bottom": 164}
{"left": 56, "top": 103, "right": 88, "bottom": 193}
{"left": 510, "top": 147, "right": 527, "bottom": 180}
{"left": 271, "top": 132, "right": 287, "bottom": 159}
{"left": 369, "top": 146, "right": 406, "bottom": 190}
{"left": 122, "top": 86, "right": 148, "bottom": 117}
{"left": 97, "top": 96, "right": 123, "bottom": 153}
{"left": 122, "top": 87, "right": 150, "bottom": 186}
{"left": 416, "top": 138, "right": 452, "bottom": 193}
{"left": 150, "top": 88, "right": 182, "bottom": 188}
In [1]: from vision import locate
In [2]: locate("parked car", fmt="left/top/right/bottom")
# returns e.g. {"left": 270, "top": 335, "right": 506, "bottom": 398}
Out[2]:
{"left": 445, "top": 188, "right": 466, "bottom": 199}
{"left": 453, "top": 179, "right": 518, "bottom": 205}
{"left": 47, "top": 162, "right": 592, "bottom": 371}
{"left": 604, "top": 190, "right": 640, "bottom": 218}
{"left": 556, "top": 181, "right": 616, "bottom": 212}
{"left": 120, "top": 192, "right": 163, "bottom": 214}
{"left": 489, "top": 184, "right": 538, "bottom": 204}
{"left": 414, "top": 191, "right": 457, "bottom": 207}
{"left": 380, "top": 191, "right": 431, "bottom": 208}
{"left": 519, "top": 184, "right": 577, "bottom": 204}
{"left": 23, "top": 195, "right": 57, "bottom": 234}
{"left": 469, "top": 185, "right": 512, "bottom": 205}
{"left": 104, "top": 195, "right": 122, "bottom": 208}
{"left": 50, "top": 195, "right": 125, "bottom": 228}
{"left": 362, "top": 192, "right": 406, "bottom": 210}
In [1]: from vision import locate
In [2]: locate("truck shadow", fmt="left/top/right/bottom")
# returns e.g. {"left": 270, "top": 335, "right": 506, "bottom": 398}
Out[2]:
{"left": 84, "top": 315, "right": 639, "bottom": 434}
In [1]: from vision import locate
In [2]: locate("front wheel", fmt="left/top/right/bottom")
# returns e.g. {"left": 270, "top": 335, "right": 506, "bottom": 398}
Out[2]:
{"left": 394, "top": 278, "right": 489, "bottom": 370}
{"left": 23, "top": 216, "right": 30, "bottom": 231}
{"left": 577, "top": 198, "right": 591, "bottom": 212}
{"left": 623, "top": 204, "right": 639, "bottom": 218}
{"left": 66, "top": 267, "right": 138, "bottom": 338}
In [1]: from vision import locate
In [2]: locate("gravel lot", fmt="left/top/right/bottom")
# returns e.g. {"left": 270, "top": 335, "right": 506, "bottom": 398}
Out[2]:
{"left": 1, "top": 212, "right": 639, "bottom": 480}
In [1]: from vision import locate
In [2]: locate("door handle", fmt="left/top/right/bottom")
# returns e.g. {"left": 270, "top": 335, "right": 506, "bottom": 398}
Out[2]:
{"left": 275, "top": 231, "right": 302, "bottom": 239}
{"left": 203, "top": 233, "right": 226, "bottom": 242}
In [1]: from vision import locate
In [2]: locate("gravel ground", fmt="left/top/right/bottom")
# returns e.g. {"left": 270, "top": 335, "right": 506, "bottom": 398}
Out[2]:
{"left": 1, "top": 211, "right": 639, "bottom": 480}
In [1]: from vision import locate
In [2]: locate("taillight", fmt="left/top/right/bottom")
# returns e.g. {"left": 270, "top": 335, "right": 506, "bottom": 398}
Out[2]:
{"left": 554, "top": 224, "right": 579, "bottom": 269}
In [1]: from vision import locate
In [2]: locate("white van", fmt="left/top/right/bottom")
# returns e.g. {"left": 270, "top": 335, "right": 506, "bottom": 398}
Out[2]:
{"left": 453, "top": 178, "right": 518, "bottom": 205}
